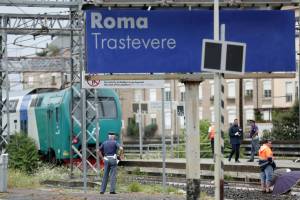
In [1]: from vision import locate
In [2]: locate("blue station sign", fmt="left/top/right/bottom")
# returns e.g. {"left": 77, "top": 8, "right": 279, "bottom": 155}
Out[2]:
{"left": 85, "top": 8, "right": 295, "bottom": 73}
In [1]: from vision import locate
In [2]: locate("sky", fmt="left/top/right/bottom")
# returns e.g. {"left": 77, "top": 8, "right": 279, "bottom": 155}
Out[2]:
{"left": 0, "top": 6, "right": 68, "bottom": 90}
{"left": 0, "top": 6, "right": 69, "bottom": 57}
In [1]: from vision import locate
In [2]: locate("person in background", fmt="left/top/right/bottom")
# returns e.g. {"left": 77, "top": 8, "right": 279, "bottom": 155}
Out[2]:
{"left": 228, "top": 119, "right": 243, "bottom": 163}
{"left": 208, "top": 123, "right": 215, "bottom": 158}
{"left": 248, "top": 120, "right": 259, "bottom": 162}
{"left": 98, "top": 132, "right": 123, "bottom": 194}
{"left": 259, "top": 139, "right": 275, "bottom": 193}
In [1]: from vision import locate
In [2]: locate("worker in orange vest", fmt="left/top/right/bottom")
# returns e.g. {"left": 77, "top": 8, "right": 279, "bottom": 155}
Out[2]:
{"left": 258, "top": 139, "right": 276, "bottom": 193}
{"left": 208, "top": 124, "right": 215, "bottom": 158}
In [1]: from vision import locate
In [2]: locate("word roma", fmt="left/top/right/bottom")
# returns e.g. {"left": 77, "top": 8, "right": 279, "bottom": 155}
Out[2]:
{"left": 91, "top": 12, "right": 148, "bottom": 29}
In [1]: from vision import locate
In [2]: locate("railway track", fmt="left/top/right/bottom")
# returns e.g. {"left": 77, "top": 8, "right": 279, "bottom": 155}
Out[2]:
{"left": 124, "top": 174, "right": 300, "bottom": 200}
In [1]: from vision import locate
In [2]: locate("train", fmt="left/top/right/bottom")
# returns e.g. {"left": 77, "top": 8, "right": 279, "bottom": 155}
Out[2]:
{"left": 4, "top": 87, "right": 122, "bottom": 161}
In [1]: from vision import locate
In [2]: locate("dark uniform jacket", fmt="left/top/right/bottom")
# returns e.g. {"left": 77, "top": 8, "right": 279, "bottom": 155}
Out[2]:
{"left": 228, "top": 125, "right": 243, "bottom": 145}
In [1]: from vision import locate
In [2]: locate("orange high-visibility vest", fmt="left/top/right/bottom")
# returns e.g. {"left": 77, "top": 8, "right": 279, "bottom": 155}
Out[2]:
{"left": 259, "top": 144, "right": 273, "bottom": 160}
{"left": 208, "top": 126, "right": 215, "bottom": 140}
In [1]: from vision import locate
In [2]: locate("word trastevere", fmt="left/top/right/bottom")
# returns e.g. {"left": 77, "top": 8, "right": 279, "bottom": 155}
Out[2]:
{"left": 90, "top": 12, "right": 177, "bottom": 50}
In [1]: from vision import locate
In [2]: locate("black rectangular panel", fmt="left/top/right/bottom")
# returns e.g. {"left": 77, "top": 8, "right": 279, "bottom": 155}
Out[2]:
{"left": 204, "top": 42, "right": 222, "bottom": 70}
{"left": 226, "top": 44, "right": 244, "bottom": 72}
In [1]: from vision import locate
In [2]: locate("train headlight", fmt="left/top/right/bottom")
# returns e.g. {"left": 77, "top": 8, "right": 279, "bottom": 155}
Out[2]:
{"left": 72, "top": 136, "right": 79, "bottom": 144}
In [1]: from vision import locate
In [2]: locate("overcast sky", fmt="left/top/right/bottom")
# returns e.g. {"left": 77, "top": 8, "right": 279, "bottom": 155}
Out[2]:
{"left": 0, "top": 6, "right": 68, "bottom": 90}
{"left": 0, "top": 6, "right": 68, "bottom": 57}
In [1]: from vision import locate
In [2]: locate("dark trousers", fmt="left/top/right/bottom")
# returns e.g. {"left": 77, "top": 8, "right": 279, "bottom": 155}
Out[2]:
{"left": 100, "top": 158, "right": 117, "bottom": 193}
{"left": 229, "top": 144, "right": 240, "bottom": 161}
{"left": 210, "top": 139, "right": 214, "bottom": 157}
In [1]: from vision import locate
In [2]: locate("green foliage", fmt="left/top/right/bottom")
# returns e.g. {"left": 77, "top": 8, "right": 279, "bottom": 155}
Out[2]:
{"left": 7, "top": 134, "right": 39, "bottom": 174}
{"left": 271, "top": 100, "right": 300, "bottom": 140}
{"left": 128, "top": 182, "right": 142, "bottom": 192}
{"left": 47, "top": 44, "right": 60, "bottom": 56}
{"left": 199, "top": 120, "right": 238, "bottom": 158}
{"left": 127, "top": 117, "right": 139, "bottom": 137}
{"left": 261, "top": 129, "right": 274, "bottom": 141}
{"left": 254, "top": 110, "right": 263, "bottom": 122}
{"left": 35, "top": 45, "right": 60, "bottom": 57}
{"left": 144, "top": 123, "right": 158, "bottom": 137}
{"left": 35, "top": 50, "right": 47, "bottom": 57}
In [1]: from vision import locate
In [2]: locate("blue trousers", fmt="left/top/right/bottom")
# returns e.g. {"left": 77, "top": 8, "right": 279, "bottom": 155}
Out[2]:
{"left": 260, "top": 165, "right": 273, "bottom": 185}
{"left": 250, "top": 138, "right": 259, "bottom": 160}
{"left": 100, "top": 158, "right": 117, "bottom": 193}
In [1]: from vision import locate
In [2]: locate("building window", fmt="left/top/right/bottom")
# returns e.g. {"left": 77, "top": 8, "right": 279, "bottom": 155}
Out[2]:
{"left": 263, "top": 110, "right": 272, "bottom": 121}
{"left": 150, "top": 113, "right": 157, "bottom": 124}
{"left": 165, "top": 88, "right": 171, "bottom": 101}
{"left": 134, "top": 89, "right": 143, "bottom": 102}
{"left": 165, "top": 112, "right": 171, "bottom": 129}
{"left": 199, "top": 85, "right": 202, "bottom": 100}
{"left": 245, "top": 109, "right": 254, "bottom": 121}
{"left": 211, "top": 110, "right": 215, "bottom": 123}
{"left": 180, "top": 116, "right": 185, "bottom": 128}
{"left": 228, "top": 110, "right": 236, "bottom": 125}
{"left": 263, "top": 80, "right": 272, "bottom": 98}
{"left": 180, "top": 85, "right": 185, "bottom": 102}
{"left": 149, "top": 89, "right": 156, "bottom": 102}
{"left": 285, "top": 82, "right": 293, "bottom": 102}
{"left": 227, "top": 80, "right": 235, "bottom": 98}
{"left": 244, "top": 80, "right": 253, "bottom": 97}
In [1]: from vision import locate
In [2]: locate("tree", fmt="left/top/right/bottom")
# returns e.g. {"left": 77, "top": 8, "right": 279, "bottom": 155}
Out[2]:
{"left": 271, "top": 100, "right": 300, "bottom": 140}
{"left": 7, "top": 134, "right": 39, "bottom": 174}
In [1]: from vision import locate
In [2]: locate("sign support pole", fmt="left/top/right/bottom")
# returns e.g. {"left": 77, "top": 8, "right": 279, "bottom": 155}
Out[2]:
{"left": 184, "top": 81, "right": 201, "bottom": 200}
{"left": 161, "top": 88, "right": 167, "bottom": 193}
{"left": 214, "top": 0, "right": 225, "bottom": 199}
{"left": 139, "top": 102, "right": 143, "bottom": 159}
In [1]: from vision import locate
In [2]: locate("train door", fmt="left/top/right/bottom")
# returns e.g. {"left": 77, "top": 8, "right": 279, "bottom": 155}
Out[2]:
{"left": 47, "top": 106, "right": 60, "bottom": 160}
{"left": 47, "top": 108, "right": 55, "bottom": 152}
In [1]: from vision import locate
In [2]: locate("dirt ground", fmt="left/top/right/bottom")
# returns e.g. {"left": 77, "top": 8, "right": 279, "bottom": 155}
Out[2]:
{"left": 0, "top": 188, "right": 185, "bottom": 200}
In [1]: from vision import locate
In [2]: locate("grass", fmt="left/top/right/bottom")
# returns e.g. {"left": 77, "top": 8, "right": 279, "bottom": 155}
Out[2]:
{"left": 8, "top": 164, "right": 81, "bottom": 189}
{"left": 200, "top": 192, "right": 214, "bottom": 200}
{"left": 8, "top": 169, "right": 40, "bottom": 188}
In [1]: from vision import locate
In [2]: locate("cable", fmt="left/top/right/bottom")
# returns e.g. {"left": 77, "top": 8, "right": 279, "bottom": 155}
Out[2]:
{"left": 6, "top": 0, "right": 28, "bottom": 15}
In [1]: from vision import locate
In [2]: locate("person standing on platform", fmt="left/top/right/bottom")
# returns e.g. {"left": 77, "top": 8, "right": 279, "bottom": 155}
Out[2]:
{"left": 228, "top": 119, "right": 243, "bottom": 163}
{"left": 258, "top": 139, "right": 275, "bottom": 193}
{"left": 248, "top": 120, "right": 259, "bottom": 162}
{"left": 208, "top": 123, "right": 215, "bottom": 158}
{"left": 98, "top": 132, "right": 123, "bottom": 194}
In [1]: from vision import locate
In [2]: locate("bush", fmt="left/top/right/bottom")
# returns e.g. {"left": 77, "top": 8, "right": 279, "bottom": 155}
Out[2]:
{"left": 7, "top": 134, "right": 39, "bottom": 174}
{"left": 144, "top": 124, "right": 158, "bottom": 137}
{"left": 127, "top": 117, "right": 139, "bottom": 137}
{"left": 272, "top": 100, "right": 300, "bottom": 140}
{"left": 199, "top": 120, "right": 238, "bottom": 158}
{"left": 261, "top": 130, "right": 274, "bottom": 141}
{"left": 128, "top": 182, "right": 142, "bottom": 192}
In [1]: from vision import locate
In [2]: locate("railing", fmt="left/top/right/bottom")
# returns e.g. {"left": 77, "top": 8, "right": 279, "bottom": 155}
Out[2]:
{"left": 124, "top": 141, "right": 300, "bottom": 160}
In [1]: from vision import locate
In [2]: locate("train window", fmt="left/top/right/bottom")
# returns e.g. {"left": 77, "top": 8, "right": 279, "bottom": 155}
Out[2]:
{"left": 55, "top": 107, "right": 59, "bottom": 123}
{"left": 36, "top": 97, "right": 43, "bottom": 107}
{"left": 30, "top": 98, "right": 37, "bottom": 107}
{"left": 9, "top": 99, "right": 18, "bottom": 113}
{"left": 98, "top": 97, "right": 117, "bottom": 119}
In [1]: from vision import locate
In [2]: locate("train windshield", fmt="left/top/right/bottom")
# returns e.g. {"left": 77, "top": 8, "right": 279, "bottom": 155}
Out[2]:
{"left": 74, "top": 97, "right": 117, "bottom": 119}
{"left": 98, "top": 97, "right": 117, "bottom": 119}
